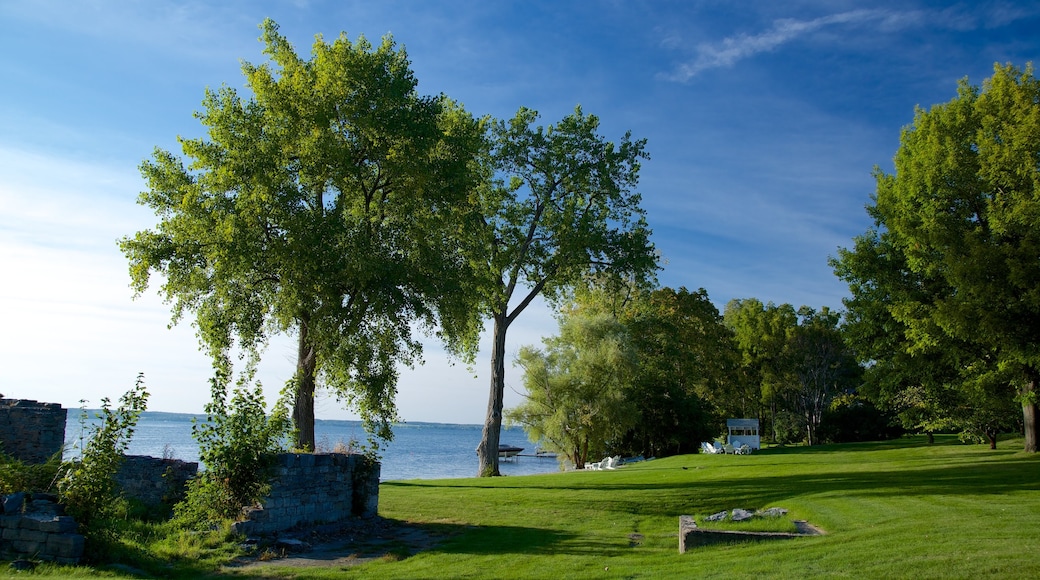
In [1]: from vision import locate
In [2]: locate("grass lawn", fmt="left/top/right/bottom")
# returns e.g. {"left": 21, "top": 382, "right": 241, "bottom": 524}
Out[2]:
{"left": 238, "top": 435, "right": 1040, "bottom": 579}
{"left": 9, "top": 435, "right": 1039, "bottom": 579}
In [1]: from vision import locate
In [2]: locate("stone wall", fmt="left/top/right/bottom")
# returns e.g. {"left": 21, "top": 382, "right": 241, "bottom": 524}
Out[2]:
{"left": 0, "top": 493, "right": 84, "bottom": 564}
{"left": 115, "top": 455, "right": 198, "bottom": 508}
{"left": 0, "top": 399, "right": 67, "bottom": 463}
{"left": 232, "top": 452, "right": 380, "bottom": 536}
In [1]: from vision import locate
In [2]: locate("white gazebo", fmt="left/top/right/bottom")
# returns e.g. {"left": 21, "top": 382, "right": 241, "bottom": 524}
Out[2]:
{"left": 726, "top": 418, "right": 760, "bottom": 450}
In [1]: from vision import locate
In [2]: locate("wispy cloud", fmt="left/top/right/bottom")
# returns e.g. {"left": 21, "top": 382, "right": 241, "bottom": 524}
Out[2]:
{"left": 663, "top": 9, "right": 905, "bottom": 82}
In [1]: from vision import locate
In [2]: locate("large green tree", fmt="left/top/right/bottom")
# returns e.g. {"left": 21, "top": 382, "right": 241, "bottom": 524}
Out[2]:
{"left": 472, "top": 107, "right": 658, "bottom": 476}
{"left": 788, "top": 307, "right": 860, "bottom": 446}
{"left": 120, "top": 20, "right": 483, "bottom": 449}
{"left": 507, "top": 313, "right": 638, "bottom": 470}
{"left": 621, "top": 287, "right": 735, "bottom": 457}
{"left": 723, "top": 299, "right": 798, "bottom": 441}
{"left": 834, "top": 222, "right": 977, "bottom": 441}
{"left": 840, "top": 62, "right": 1040, "bottom": 452}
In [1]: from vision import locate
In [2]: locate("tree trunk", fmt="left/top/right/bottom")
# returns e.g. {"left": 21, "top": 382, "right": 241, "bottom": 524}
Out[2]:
{"left": 1023, "top": 370, "right": 1038, "bottom": 453}
{"left": 476, "top": 313, "right": 508, "bottom": 476}
{"left": 293, "top": 314, "right": 317, "bottom": 451}
{"left": 927, "top": 432, "right": 934, "bottom": 444}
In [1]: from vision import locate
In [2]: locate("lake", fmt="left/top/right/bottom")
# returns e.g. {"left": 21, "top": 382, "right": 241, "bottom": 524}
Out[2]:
{"left": 64, "top": 411, "right": 561, "bottom": 481}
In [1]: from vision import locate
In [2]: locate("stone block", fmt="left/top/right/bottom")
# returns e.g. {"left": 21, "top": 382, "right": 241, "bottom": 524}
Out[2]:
{"left": 48, "top": 533, "right": 85, "bottom": 558}
{"left": 12, "top": 539, "right": 45, "bottom": 554}
{"left": 18, "top": 529, "right": 48, "bottom": 543}
{"left": 0, "top": 514, "right": 22, "bottom": 529}
{"left": 3, "top": 492, "right": 25, "bottom": 514}
{"left": 38, "top": 517, "right": 78, "bottom": 534}
{"left": 679, "top": 515, "right": 697, "bottom": 553}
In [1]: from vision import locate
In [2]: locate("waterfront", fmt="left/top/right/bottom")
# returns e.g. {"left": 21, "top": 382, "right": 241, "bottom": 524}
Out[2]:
{"left": 65, "top": 411, "right": 560, "bottom": 481}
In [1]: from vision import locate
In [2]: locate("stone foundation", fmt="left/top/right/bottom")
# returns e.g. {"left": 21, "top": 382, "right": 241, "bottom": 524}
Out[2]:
{"left": 679, "top": 515, "right": 823, "bottom": 552}
{"left": 0, "top": 399, "right": 67, "bottom": 464}
{"left": 232, "top": 452, "right": 380, "bottom": 536}
{"left": 0, "top": 493, "right": 84, "bottom": 564}
{"left": 115, "top": 455, "right": 198, "bottom": 508}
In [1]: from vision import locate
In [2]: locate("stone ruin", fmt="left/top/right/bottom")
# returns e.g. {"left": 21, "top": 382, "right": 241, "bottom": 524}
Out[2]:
{"left": 0, "top": 399, "right": 67, "bottom": 464}
{"left": 0, "top": 493, "right": 84, "bottom": 564}
{"left": 679, "top": 508, "right": 824, "bottom": 553}
{"left": 233, "top": 452, "right": 380, "bottom": 537}
{"left": 0, "top": 397, "right": 381, "bottom": 564}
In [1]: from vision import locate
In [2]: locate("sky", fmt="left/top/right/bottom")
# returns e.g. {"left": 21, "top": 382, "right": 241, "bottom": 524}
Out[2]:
{"left": 2, "top": 1, "right": 1039, "bottom": 424}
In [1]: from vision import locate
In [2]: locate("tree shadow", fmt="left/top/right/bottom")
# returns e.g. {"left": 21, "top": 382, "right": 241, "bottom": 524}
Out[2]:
{"left": 384, "top": 444, "right": 1039, "bottom": 522}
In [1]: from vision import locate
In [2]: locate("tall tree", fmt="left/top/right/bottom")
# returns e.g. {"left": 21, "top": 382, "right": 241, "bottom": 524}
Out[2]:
{"left": 788, "top": 307, "right": 860, "bottom": 446}
{"left": 120, "top": 20, "right": 483, "bottom": 449}
{"left": 845, "top": 62, "right": 1040, "bottom": 452}
{"left": 723, "top": 299, "right": 798, "bottom": 441}
{"left": 472, "top": 107, "right": 657, "bottom": 476}
{"left": 834, "top": 223, "right": 970, "bottom": 441}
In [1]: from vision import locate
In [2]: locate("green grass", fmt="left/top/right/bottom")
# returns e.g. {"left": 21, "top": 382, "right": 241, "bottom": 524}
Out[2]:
{"left": 5, "top": 435, "right": 1039, "bottom": 578}
{"left": 237, "top": 435, "right": 1040, "bottom": 579}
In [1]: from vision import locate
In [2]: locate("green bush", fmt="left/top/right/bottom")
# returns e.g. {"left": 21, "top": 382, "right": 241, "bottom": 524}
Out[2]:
{"left": 58, "top": 374, "right": 149, "bottom": 527}
{"left": 175, "top": 367, "right": 291, "bottom": 526}
{"left": 0, "top": 451, "right": 63, "bottom": 495}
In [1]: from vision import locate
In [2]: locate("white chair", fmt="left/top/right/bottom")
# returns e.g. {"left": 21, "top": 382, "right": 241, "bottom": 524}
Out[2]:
{"left": 586, "top": 456, "right": 610, "bottom": 470}
{"left": 604, "top": 456, "right": 620, "bottom": 469}
{"left": 722, "top": 443, "right": 736, "bottom": 454}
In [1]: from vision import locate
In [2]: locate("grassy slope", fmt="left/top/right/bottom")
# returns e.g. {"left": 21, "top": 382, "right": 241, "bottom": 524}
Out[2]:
{"left": 243, "top": 436, "right": 1040, "bottom": 579}
{"left": 9, "top": 436, "right": 1038, "bottom": 579}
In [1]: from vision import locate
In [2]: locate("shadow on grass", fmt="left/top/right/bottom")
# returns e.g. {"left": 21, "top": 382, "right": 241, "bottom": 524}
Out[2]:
{"left": 383, "top": 441, "right": 1040, "bottom": 522}
{"left": 424, "top": 523, "right": 580, "bottom": 556}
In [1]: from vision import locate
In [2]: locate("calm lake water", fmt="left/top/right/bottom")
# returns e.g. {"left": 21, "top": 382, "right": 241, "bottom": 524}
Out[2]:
{"left": 64, "top": 411, "right": 560, "bottom": 481}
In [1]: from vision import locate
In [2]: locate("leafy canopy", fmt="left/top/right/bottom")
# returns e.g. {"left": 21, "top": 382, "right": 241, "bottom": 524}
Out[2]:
{"left": 120, "top": 19, "right": 484, "bottom": 444}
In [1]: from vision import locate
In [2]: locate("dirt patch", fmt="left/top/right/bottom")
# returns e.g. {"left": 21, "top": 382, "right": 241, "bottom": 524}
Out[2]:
{"left": 223, "top": 517, "right": 451, "bottom": 572}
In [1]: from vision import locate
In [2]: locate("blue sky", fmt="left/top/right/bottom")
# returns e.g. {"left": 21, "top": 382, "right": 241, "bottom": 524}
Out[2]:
{"left": 2, "top": 1, "right": 1038, "bottom": 423}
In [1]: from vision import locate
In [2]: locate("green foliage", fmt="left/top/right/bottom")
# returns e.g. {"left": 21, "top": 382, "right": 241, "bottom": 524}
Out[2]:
{"left": 474, "top": 106, "right": 658, "bottom": 475}
{"left": 508, "top": 313, "right": 638, "bottom": 469}
{"left": 176, "top": 366, "right": 291, "bottom": 525}
{"left": 818, "top": 393, "right": 904, "bottom": 444}
{"left": 722, "top": 301, "right": 860, "bottom": 446}
{"left": 723, "top": 299, "right": 798, "bottom": 439}
{"left": 508, "top": 286, "right": 736, "bottom": 463}
{"left": 58, "top": 374, "right": 149, "bottom": 527}
{"left": 0, "top": 451, "right": 63, "bottom": 495}
{"left": 119, "top": 18, "right": 484, "bottom": 450}
{"left": 788, "top": 307, "right": 861, "bottom": 446}
{"left": 833, "top": 62, "right": 1040, "bottom": 452}
{"left": 617, "top": 287, "right": 734, "bottom": 457}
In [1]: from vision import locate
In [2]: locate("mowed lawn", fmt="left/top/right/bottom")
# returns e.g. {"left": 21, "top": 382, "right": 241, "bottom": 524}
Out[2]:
{"left": 244, "top": 435, "right": 1040, "bottom": 579}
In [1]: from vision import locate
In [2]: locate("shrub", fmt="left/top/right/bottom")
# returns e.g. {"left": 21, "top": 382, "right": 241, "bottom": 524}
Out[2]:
{"left": 0, "top": 451, "right": 63, "bottom": 495}
{"left": 58, "top": 374, "right": 149, "bottom": 526}
{"left": 176, "top": 366, "right": 291, "bottom": 525}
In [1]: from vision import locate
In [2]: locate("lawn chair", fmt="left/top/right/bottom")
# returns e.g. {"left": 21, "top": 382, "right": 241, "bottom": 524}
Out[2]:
{"left": 722, "top": 443, "right": 736, "bottom": 454}
{"left": 701, "top": 441, "right": 720, "bottom": 454}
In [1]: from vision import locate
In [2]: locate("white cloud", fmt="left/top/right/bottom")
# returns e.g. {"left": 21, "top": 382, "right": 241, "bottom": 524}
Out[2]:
{"left": 663, "top": 9, "right": 906, "bottom": 82}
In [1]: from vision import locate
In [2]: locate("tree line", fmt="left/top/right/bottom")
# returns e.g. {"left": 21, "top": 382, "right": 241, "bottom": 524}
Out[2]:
{"left": 509, "top": 62, "right": 1040, "bottom": 464}
{"left": 121, "top": 17, "right": 1039, "bottom": 478}
{"left": 506, "top": 287, "right": 883, "bottom": 468}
